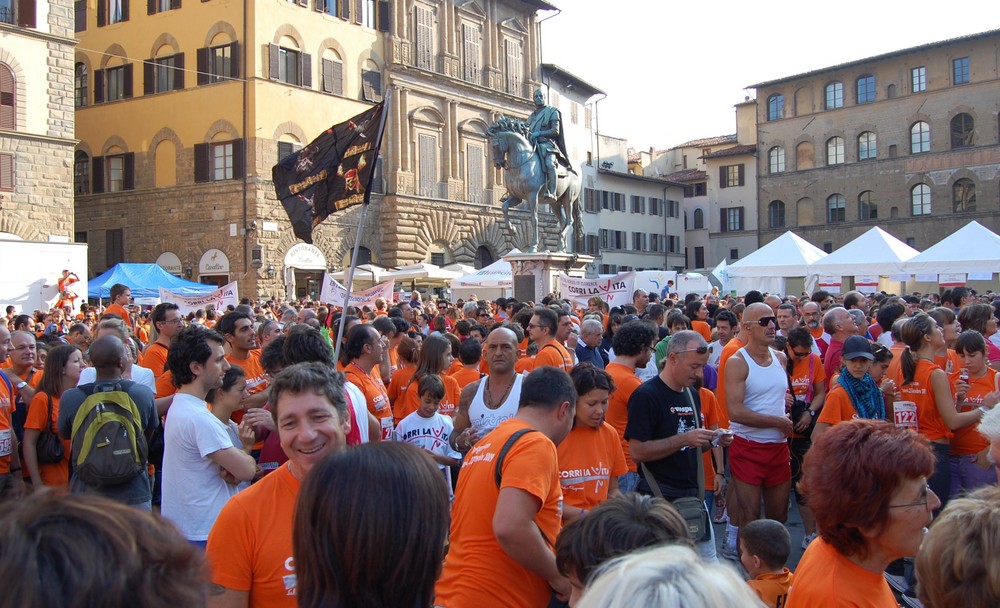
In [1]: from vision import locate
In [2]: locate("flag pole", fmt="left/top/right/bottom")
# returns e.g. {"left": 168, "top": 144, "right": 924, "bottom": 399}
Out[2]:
{"left": 332, "top": 89, "right": 392, "bottom": 364}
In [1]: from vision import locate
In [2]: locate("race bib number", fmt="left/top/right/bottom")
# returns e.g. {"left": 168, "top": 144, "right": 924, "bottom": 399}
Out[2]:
{"left": 893, "top": 401, "right": 918, "bottom": 431}
{"left": 0, "top": 429, "right": 10, "bottom": 458}
{"left": 380, "top": 416, "right": 394, "bottom": 441}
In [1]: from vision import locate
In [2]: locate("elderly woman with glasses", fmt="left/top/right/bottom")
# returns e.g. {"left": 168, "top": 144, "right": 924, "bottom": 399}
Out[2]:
{"left": 787, "top": 420, "right": 939, "bottom": 608}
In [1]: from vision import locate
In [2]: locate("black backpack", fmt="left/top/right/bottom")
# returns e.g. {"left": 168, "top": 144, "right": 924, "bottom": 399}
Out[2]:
{"left": 70, "top": 382, "right": 148, "bottom": 487}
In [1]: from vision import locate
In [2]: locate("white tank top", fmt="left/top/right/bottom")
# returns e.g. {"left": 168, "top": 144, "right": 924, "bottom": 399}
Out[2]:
{"left": 730, "top": 346, "right": 788, "bottom": 444}
{"left": 469, "top": 374, "right": 523, "bottom": 437}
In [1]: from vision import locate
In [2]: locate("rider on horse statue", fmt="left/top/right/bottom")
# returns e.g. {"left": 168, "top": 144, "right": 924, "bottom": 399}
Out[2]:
{"left": 527, "top": 88, "right": 574, "bottom": 203}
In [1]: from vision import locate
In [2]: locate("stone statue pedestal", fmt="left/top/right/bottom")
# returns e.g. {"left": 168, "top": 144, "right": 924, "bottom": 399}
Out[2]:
{"left": 505, "top": 251, "right": 593, "bottom": 303}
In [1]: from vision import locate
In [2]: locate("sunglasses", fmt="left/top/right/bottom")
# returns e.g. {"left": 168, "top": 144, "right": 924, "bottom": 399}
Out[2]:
{"left": 675, "top": 346, "right": 709, "bottom": 355}
{"left": 754, "top": 317, "right": 777, "bottom": 327}
{"left": 791, "top": 349, "right": 811, "bottom": 358}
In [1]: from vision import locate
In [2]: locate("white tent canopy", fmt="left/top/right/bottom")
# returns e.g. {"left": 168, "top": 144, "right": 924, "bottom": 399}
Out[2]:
{"left": 328, "top": 263, "right": 391, "bottom": 285}
{"left": 809, "top": 227, "right": 919, "bottom": 276}
{"left": 383, "top": 262, "right": 462, "bottom": 283}
{"left": 727, "top": 231, "right": 828, "bottom": 277}
{"left": 902, "top": 221, "right": 1000, "bottom": 275}
{"left": 451, "top": 257, "right": 515, "bottom": 289}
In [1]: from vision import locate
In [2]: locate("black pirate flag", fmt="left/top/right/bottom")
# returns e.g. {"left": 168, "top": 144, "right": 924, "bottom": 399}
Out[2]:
{"left": 272, "top": 102, "right": 386, "bottom": 244}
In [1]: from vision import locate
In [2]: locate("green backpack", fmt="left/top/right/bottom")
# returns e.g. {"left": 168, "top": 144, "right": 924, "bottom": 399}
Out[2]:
{"left": 70, "top": 382, "right": 148, "bottom": 487}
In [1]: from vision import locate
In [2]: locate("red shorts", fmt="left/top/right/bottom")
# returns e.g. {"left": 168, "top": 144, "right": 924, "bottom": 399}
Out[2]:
{"left": 730, "top": 436, "right": 791, "bottom": 488}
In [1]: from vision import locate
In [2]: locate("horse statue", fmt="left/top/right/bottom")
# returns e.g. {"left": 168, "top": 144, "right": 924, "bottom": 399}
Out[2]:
{"left": 488, "top": 116, "right": 582, "bottom": 254}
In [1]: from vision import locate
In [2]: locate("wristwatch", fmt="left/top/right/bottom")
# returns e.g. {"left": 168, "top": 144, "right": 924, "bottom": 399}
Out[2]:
{"left": 15, "top": 380, "right": 26, "bottom": 390}
{"left": 808, "top": 409, "right": 818, "bottom": 417}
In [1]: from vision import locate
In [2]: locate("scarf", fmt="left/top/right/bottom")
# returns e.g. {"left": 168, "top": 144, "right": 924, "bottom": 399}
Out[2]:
{"left": 838, "top": 370, "right": 885, "bottom": 420}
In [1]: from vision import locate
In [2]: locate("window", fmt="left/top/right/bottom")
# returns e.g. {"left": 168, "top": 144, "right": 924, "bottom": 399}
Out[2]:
{"left": 648, "top": 197, "right": 662, "bottom": 216}
{"left": 720, "top": 207, "right": 744, "bottom": 232}
{"left": 856, "top": 75, "right": 875, "bottom": 104}
{"left": 146, "top": 53, "right": 184, "bottom": 94}
{"left": 197, "top": 42, "right": 238, "bottom": 85}
{"left": 825, "top": 82, "right": 843, "bottom": 109}
{"left": 583, "top": 234, "right": 599, "bottom": 255}
{"left": 90, "top": 153, "right": 133, "bottom": 193}
{"left": 415, "top": 6, "right": 435, "bottom": 70}
{"left": 277, "top": 140, "right": 300, "bottom": 162}
{"left": 474, "top": 245, "right": 493, "bottom": 269}
{"left": 361, "top": 68, "right": 382, "bottom": 102}
{"left": 462, "top": 23, "right": 481, "bottom": 85}
{"left": 911, "top": 66, "right": 926, "bottom": 93}
{"left": 950, "top": 113, "right": 974, "bottom": 149}
{"left": 693, "top": 208, "right": 704, "bottom": 229}
{"left": 906, "top": 237, "right": 916, "bottom": 248}
{"left": 694, "top": 247, "right": 705, "bottom": 269}
{"left": 74, "top": 231, "right": 87, "bottom": 243}
{"left": 953, "top": 57, "right": 969, "bottom": 85}
{"left": 74, "top": 63, "right": 88, "bottom": 107}
{"left": 148, "top": 0, "right": 179, "bottom": 14}
{"left": 730, "top": 249, "right": 739, "bottom": 261}
{"left": 911, "top": 183, "right": 931, "bottom": 215}
{"left": 826, "top": 194, "right": 845, "bottom": 223}
{"left": 279, "top": 47, "right": 299, "bottom": 85}
{"left": 632, "top": 232, "right": 646, "bottom": 251}
{"left": 823, "top": 242, "right": 833, "bottom": 254}
{"left": 359, "top": 0, "right": 375, "bottom": 28}
{"left": 194, "top": 140, "right": 243, "bottom": 183}
{"left": 768, "top": 146, "right": 785, "bottom": 174}
{"left": 0, "top": 153, "right": 12, "bottom": 191}
{"left": 211, "top": 142, "right": 233, "bottom": 181}
{"left": 268, "top": 43, "right": 311, "bottom": 88}
{"left": 858, "top": 191, "right": 877, "bottom": 220}
{"left": 98, "top": 0, "right": 129, "bottom": 24}
{"left": 504, "top": 38, "right": 522, "bottom": 96}
{"left": 466, "top": 143, "right": 484, "bottom": 204}
{"left": 583, "top": 189, "right": 598, "bottom": 213}
{"left": 911, "top": 121, "right": 930, "bottom": 154}
{"left": 768, "top": 200, "right": 785, "bottom": 228}
{"left": 96, "top": 63, "right": 133, "bottom": 102}
{"left": 75, "top": 0, "right": 86, "bottom": 31}
{"left": 953, "top": 178, "right": 976, "bottom": 213}
{"left": 418, "top": 133, "right": 437, "bottom": 197}
{"left": 106, "top": 229, "right": 124, "bottom": 268}
{"left": 74, "top": 151, "right": 89, "bottom": 195}
{"left": 767, "top": 94, "right": 783, "bottom": 120}
{"left": 668, "top": 235, "right": 680, "bottom": 254}
{"left": 683, "top": 183, "right": 706, "bottom": 197}
{"left": 630, "top": 195, "right": 645, "bottom": 214}
{"left": 106, "top": 154, "right": 125, "bottom": 192}
{"left": 721, "top": 164, "right": 744, "bottom": 188}
{"left": 667, "top": 199, "right": 680, "bottom": 217}
{"left": 826, "top": 137, "right": 844, "bottom": 165}
{"left": 0, "top": 63, "right": 14, "bottom": 129}
{"left": 858, "top": 131, "right": 876, "bottom": 160}
{"left": 322, "top": 56, "right": 343, "bottom": 95}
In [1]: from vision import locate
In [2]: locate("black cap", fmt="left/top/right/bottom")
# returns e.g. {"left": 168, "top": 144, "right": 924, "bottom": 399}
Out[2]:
{"left": 843, "top": 335, "right": 874, "bottom": 361}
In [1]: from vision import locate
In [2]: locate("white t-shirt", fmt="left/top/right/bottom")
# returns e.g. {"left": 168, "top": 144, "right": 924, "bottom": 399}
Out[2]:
{"left": 707, "top": 340, "right": 724, "bottom": 368}
{"left": 161, "top": 392, "right": 239, "bottom": 541}
{"left": 393, "top": 411, "right": 461, "bottom": 468}
{"left": 345, "top": 382, "right": 370, "bottom": 444}
{"left": 78, "top": 364, "right": 156, "bottom": 394}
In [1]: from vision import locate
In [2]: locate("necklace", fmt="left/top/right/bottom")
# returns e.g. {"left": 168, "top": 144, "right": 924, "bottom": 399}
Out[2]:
{"left": 485, "top": 375, "right": 516, "bottom": 410}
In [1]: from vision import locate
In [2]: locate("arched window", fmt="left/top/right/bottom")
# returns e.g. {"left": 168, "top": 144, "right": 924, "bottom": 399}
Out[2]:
{"left": 356, "top": 246, "right": 372, "bottom": 265}
{"left": 693, "top": 208, "right": 704, "bottom": 229}
{"left": 911, "top": 121, "right": 930, "bottom": 154}
{"left": 768, "top": 146, "right": 785, "bottom": 174}
{"left": 856, "top": 75, "right": 876, "bottom": 104}
{"left": 767, "top": 94, "right": 783, "bottom": 121}
{"left": 75, "top": 63, "right": 88, "bottom": 108}
{"left": 953, "top": 178, "right": 976, "bottom": 212}
{"left": 858, "top": 191, "right": 876, "bottom": 220}
{"left": 911, "top": 184, "right": 931, "bottom": 215}
{"left": 825, "top": 82, "right": 843, "bottom": 109}
{"left": 474, "top": 245, "right": 494, "bottom": 269}
{"left": 0, "top": 63, "right": 15, "bottom": 130}
{"left": 950, "top": 113, "right": 974, "bottom": 149}
{"left": 826, "top": 194, "right": 845, "bottom": 223}
{"left": 826, "top": 137, "right": 844, "bottom": 165}
{"left": 858, "top": 131, "right": 876, "bottom": 160}
{"left": 768, "top": 200, "right": 785, "bottom": 228}
{"left": 74, "top": 151, "right": 90, "bottom": 195}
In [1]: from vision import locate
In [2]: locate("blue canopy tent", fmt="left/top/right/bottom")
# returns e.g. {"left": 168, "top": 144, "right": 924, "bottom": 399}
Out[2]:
{"left": 88, "top": 263, "right": 217, "bottom": 299}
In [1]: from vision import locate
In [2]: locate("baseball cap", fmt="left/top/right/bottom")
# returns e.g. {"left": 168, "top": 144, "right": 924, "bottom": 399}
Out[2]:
{"left": 842, "top": 335, "right": 874, "bottom": 361}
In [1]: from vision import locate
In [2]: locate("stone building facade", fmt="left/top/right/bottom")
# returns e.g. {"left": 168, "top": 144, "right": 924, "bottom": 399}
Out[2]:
{"left": 0, "top": 0, "right": 76, "bottom": 241}
{"left": 753, "top": 29, "right": 1000, "bottom": 252}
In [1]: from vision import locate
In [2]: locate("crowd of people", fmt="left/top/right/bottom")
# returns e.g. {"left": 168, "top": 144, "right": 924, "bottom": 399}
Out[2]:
{"left": 1, "top": 281, "right": 1000, "bottom": 607}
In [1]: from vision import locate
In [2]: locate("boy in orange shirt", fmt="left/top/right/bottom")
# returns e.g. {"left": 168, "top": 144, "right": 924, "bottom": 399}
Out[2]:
{"left": 740, "top": 519, "right": 794, "bottom": 608}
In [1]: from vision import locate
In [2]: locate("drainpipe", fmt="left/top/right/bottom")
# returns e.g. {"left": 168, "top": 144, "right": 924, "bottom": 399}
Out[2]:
{"left": 241, "top": 0, "right": 249, "bottom": 277}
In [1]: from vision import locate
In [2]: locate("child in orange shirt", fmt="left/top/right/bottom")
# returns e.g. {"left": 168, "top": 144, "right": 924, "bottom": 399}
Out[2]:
{"left": 740, "top": 519, "right": 794, "bottom": 608}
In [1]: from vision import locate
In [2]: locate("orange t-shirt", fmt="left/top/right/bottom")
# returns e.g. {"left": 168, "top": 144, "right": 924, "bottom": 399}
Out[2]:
{"left": 605, "top": 362, "right": 642, "bottom": 473}
{"left": 143, "top": 341, "right": 169, "bottom": 379}
{"left": 933, "top": 349, "right": 962, "bottom": 376}
{"left": 884, "top": 343, "right": 907, "bottom": 385}
{"left": 556, "top": 422, "right": 626, "bottom": 510}
{"left": 447, "top": 358, "right": 463, "bottom": 376}
{"left": 206, "top": 462, "right": 301, "bottom": 608}
{"left": 891, "top": 359, "right": 952, "bottom": 442}
{"left": 749, "top": 569, "right": 794, "bottom": 608}
{"left": 0, "top": 377, "right": 12, "bottom": 474}
{"left": 951, "top": 368, "right": 997, "bottom": 456}
{"left": 435, "top": 419, "right": 563, "bottom": 608}
{"left": 344, "top": 362, "right": 392, "bottom": 439}
{"left": 155, "top": 370, "right": 177, "bottom": 399}
{"left": 23, "top": 392, "right": 70, "bottom": 487}
{"left": 787, "top": 537, "right": 898, "bottom": 608}
{"left": 387, "top": 364, "right": 416, "bottom": 409}
{"left": 699, "top": 388, "right": 725, "bottom": 491}
{"left": 136, "top": 324, "right": 150, "bottom": 344}
{"left": 518, "top": 337, "right": 529, "bottom": 357}
{"left": 104, "top": 303, "right": 133, "bottom": 328}
{"left": 514, "top": 356, "right": 533, "bottom": 374}
{"left": 817, "top": 385, "right": 857, "bottom": 426}
{"left": 392, "top": 373, "right": 461, "bottom": 423}
{"left": 532, "top": 340, "right": 573, "bottom": 373}
{"left": 388, "top": 345, "right": 400, "bottom": 375}
{"left": 790, "top": 353, "right": 826, "bottom": 439}
{"left": 227, "top": 351, "right": 268, "bottom": 434}
{"left": 715, "top": 336, "right": 746, "bottom": 424}
{"left": 450, "top": 366, "right": 482, "bottom": 389}
{"left": 692, "top": 320, "right": 713, "bottom": 342}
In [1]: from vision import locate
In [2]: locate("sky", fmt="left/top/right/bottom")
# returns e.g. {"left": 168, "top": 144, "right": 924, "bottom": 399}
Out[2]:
{"left": 541, "top": 0, "right": 1000, "bottom": 151}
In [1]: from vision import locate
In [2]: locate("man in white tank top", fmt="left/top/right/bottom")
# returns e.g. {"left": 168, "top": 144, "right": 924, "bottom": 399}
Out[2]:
{"left": 724, "top": 303, "right": 794, "bottom": 537}
{"left": 450, "top": 327, "right": 522, "bottom": 453}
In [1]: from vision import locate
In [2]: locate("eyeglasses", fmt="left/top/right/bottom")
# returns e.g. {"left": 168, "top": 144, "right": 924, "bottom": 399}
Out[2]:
{"left": 754, "top": 317, "right": 777, "bottom": 327}
{"left": 888, "top": 485, "right": 935, "bottom": 509}
{"left": 527, "top": 323, "right": 541, "bottom": 329}
{"left": 791, "top": 349, "right": 811, "bottom": 358}
{"left": 675, "top": 346, "right": 709, "bottom": 355}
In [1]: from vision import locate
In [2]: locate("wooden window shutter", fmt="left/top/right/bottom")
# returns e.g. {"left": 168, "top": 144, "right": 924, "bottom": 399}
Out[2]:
{"left": 173, "top": 53, "right": 184, "bottom": 89}
{"left": 377, "top": 0, "right": 389, "bottom": 32}
{"left": 718, "top": 166, "right": 726, "bottom": 188}
{"left": 331, "top": 59, "right": 343, "bottom": 95}
{"left": 196, "top": 47, "right": 209, "bottom": 85}
{"left": 738, "top": 164, "right": 745, "bottom": 186}
{"left": 300, "top": 53, "right": 311, "bottom": 88}
{"left": 229, "top": 41, "right": 240, "bottom": 78}
{"left": 738, "top": 207, "right": 745, "bottom": 231}
{"left": 93, "top": 69, "right": 105, "bottom": 103}
{"left": 170, "top": 0, "right": 180, "bottom": 8}
{"left": 297, "top": 0, "right": 307, "bottom": 6}
{"left": 338, "top": 0, "right": 350, "bottom": 19}
{"left": 278, "top": 142, "right": 294, "bottom": 162}
{"left": 314, "top": 0, "right": 323, "bottom": 12}
{"left": 17, "top": 0, "right": 36, "bottom": 27}
{"left": 143, "top": 58, "right": 154, "bottom": 94}
{"left": 97, "top": 0, "right": 106, "bottom": 26}
{"left": 123, "top": 152, "right": 135, "bottom": 190}
{"left": 268, "top": 44, "right": 279, "bottom": 80}
{"left": 121, "top": 0, "right": 129, "bottom": 21}
{"left": 75, "top": 0, "right": 86, "bottom": 31}
{"left": 321, "top": 59, "right": 333, "bottom": 93}
{"left": 193, "top": 143, "right": 210, "bottom": 182}
{"left": 147, "top": 0, "right": 155, "bottom": 15}
{"left": 123, "top": 63, "right": 133, "bottom": 98}
{"left": 0, "top": 154, "right": 13, "bottom": 191}
{"left": 353, "top": 0, "right": 362, "bottom": 23}
{"left": 719, "top": 208, "right": 727, "bottom": 233}
{"left": 91, "top": 156, "right": 105, "bottom": 193}
{"left": 232, "top": 139, "right": 245, "bottom": 178}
